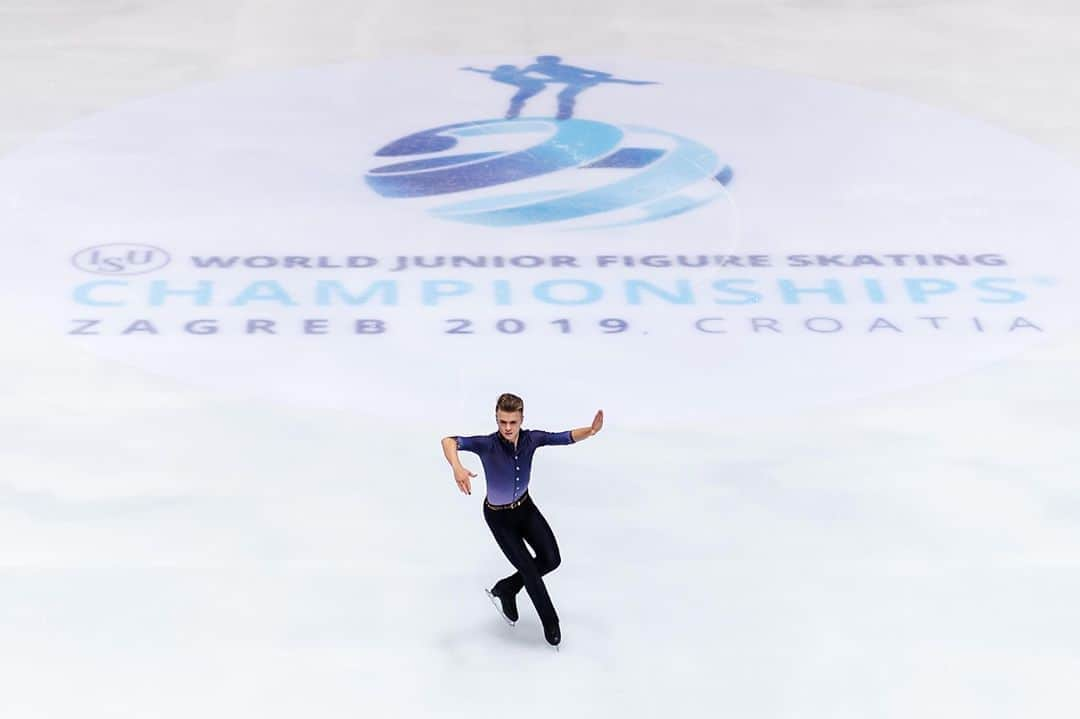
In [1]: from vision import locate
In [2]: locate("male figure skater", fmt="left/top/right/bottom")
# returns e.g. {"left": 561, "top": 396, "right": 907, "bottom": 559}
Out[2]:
{"left": 441, "top": 393, "right": 603, "bottom": 648}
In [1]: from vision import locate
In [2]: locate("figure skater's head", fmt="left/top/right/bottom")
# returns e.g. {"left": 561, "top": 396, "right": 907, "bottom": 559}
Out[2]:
{"left": 535, "top": 55, "right": 561, "bottom": 65}
{"left": 495, "top": 392, "right": 524, "bottom": 443}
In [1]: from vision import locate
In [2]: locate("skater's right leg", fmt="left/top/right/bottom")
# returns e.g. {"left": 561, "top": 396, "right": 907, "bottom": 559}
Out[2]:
{"left": 493, "top": 501, "right": 561, "bottom": 597}
{"left": 484, "top": 504, "right": 559, "bottom": 629}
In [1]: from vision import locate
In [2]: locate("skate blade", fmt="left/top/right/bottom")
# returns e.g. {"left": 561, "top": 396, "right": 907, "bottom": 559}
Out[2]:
{"left": 484, "top": 588, "right": 516, "bottom": 627}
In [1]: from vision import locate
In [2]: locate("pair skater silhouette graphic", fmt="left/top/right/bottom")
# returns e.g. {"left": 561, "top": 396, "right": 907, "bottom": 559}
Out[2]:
{"left": 461, "top": 55, "right": 656, "bottom": 120}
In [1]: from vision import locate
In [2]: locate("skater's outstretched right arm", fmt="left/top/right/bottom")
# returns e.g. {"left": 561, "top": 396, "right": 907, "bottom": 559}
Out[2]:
{"left": 460, "top": 66, "right": 493, "bottom": 76}
{"left": 441, "top": 436, "right": 477, "bottom": 495}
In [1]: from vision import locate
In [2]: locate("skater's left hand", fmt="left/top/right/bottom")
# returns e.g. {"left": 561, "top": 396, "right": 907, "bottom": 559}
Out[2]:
{"left": 590, "top": 409, "right": 604, "bottom": 436}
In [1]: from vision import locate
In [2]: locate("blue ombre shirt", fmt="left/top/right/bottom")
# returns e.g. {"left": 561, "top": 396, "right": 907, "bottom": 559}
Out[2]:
{"left": 456, "top": 429, "right": 575, "bottom": 505}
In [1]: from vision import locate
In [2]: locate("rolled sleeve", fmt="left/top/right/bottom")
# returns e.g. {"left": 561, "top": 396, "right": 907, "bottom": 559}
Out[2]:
{"left": 455, "top": 435, "right": 491, "bottom": 453}
{"left": 534, "top": 430, "right": 575, "bottom": 447}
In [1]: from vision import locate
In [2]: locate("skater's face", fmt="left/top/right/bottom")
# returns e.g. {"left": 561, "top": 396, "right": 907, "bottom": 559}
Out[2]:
{"left": 496, "top": 410, "right": 523, "bottom": 444}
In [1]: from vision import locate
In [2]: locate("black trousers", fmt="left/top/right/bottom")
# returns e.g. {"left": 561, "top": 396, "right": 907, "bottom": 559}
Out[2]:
{"left": 483, "top": 493, "right": 562, "bottom": 627}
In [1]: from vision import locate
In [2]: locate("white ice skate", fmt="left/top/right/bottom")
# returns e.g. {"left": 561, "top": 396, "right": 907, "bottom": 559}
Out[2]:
{"left": 485, "top": 588, "right": 517, "bottom": 627}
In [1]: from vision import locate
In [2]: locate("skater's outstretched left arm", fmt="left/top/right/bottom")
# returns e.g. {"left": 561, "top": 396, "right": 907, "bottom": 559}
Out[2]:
{"left": 570, "top": 409, "right": 604, "bottom": 443}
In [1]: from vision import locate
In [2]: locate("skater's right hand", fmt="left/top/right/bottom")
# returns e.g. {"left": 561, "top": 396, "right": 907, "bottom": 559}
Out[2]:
{"left": 453, "top": 465, "right": 477, "bottom": 495}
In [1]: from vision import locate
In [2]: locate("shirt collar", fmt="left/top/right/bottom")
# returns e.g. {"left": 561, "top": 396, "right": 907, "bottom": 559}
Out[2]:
{"left": 496, "top": 429, "right": 524, "bottom": 450}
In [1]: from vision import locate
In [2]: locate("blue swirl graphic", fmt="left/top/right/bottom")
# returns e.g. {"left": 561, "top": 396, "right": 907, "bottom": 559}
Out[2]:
{"left": 365, "top": 118, "right": 732, "bottom": 228}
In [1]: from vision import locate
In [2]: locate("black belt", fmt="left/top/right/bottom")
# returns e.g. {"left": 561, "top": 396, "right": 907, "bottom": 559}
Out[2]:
{"left": 485, "top": 491, "right": 530, "bottom": 511}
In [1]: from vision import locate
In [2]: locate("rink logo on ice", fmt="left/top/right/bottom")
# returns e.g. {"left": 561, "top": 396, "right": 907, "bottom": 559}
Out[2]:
{"left": 364, "top": 56, "right": 734, "bottom": 229}
{"left": 72, "top": 244, "right": 171, "bottom": 276}
{"left": 2, "top": 56, "right": 1077, "bottom": 420}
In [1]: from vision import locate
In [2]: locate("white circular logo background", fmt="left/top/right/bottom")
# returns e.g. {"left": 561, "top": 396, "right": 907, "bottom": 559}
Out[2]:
{"left": 1, "top": 58, "right": 1078, "bottom": 423}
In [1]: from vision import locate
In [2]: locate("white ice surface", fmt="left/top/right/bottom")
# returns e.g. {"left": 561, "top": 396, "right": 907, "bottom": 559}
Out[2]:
{"left": 1, "top": 2, "right": 1080, "bottom": 718}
